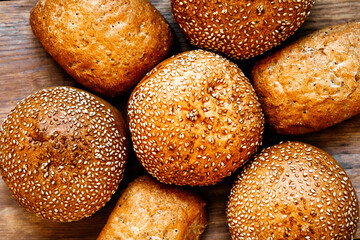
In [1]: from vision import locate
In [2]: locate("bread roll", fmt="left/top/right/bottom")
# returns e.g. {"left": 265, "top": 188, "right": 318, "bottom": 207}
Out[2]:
{"left": 97, "top": 175, "right": 207, "bottom": 240}
{"left": 127, "top": 49, "right": 264, "bottom": 186}
{"left": 171, "top": 0, "right": 314, "bottom": 60}
{"left": 30, "top": 0, "right": 173, "bottom": 97}
{"left": 0, "top": 86, "right": 129, "bottom": 221}
{"left": 227, "top": 141, "right": 359, "bottom": 239}
{"left": 251, "top": 21, "right": 360, "bottom": 135}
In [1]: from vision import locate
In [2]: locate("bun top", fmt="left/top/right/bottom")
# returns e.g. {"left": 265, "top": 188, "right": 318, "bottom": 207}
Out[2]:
{"left": 128, "top": 49, "right": 264, "bottom": 186}
{"left": 172, "top": 0, "right": 314, "bottom": 60}
{"left": 30, "top": 0, "right": 173, "bottom": 97}
{"left": 97, "top": 175, "right": 207, "bottom": 240}
{"left": 251, "top": 21, "right": 360, "bottom": 135}
{"left": 0, "top": 86, "right": 129, "bottom": 221}
{"left": 227, "top": 141, "right": 359, "bottom": 239}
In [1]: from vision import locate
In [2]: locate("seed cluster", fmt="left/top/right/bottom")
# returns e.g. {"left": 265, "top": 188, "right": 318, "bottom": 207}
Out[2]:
{"left": 227, "top": 141, "right": 359, "bottom": 239}
{"left": 0, "top": 87, "right": 128, "bottom": 221}
{"left": 128, "top": 50, "right": 264, "bottom": 186}
{"left": 172, "top": 0, "right": 314, "bottom": 60}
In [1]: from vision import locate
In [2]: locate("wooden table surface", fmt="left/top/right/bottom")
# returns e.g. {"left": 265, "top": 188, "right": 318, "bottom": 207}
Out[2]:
{"left": 0, "top": 0, "right": 360, "bottom": 239}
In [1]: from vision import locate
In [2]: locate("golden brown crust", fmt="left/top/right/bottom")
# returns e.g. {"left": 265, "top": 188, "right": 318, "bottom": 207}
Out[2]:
{"left": 97, "top": 175, "right": 207, "bottom": 240}
{"left": 127, "top": 49, "right": 264, "bottom": 186}
{"left": 227, "top": 141, "right": 359, "bottom": 240}
{"left": 171, "top": 0, "right": 314, "bottom": 60}
{"left": 30, "top": 0, "right": 173, "bottom": 97}
{"left": 0, "top": 86, "right": 129, "bottom": 221}
{"left": 251, "top": 21, "right": 360, "bottom": 135}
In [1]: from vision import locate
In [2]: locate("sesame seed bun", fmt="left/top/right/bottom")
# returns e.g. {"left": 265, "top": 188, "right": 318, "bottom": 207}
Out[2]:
{"left": 127, "top": 49, "right": 264, "bottom": 186}
{"left": 227, "top": 141, "right": 359, "bottom": 239}
{"left": 171, "top": 0, "right": 314, "bottom": 60}
{"left": 30, "top": 0, "right": 173, "bottom": 97}
{"left": 0, "top": 86, "right": 129, "bottom": 222}
{"left": 98, "top": 175, "right": 207, "bottom": 239}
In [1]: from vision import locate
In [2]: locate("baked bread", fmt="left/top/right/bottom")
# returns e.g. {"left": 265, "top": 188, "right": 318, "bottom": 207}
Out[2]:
{"left": 171, "top": 0, "right": 314, "bottom": 60}
{"left": 251, "top": 21, "right": 360, "bottom": 135}
{"left": 0, "top": 86, "right": 129, "bottom": 221}
{"left": 127, "top": 49, "right": 264, "bottom": 186}
{"left": 97, "top": 175, "right": 207, "bottom": 240}
{"left": 227, "top": 141, "right": 359, "bottom": 240}
{"left": 30, "top": 0, "right": 173, "bottom": 97}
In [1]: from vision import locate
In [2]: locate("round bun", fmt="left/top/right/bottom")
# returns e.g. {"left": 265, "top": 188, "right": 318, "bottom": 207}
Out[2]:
{"left": 171, "top": 0, "right": 314, "bottom": 60}
{"left": 30, "top": 0, "right": 173, "bottom": 97}
{"left": 127, "top": 49, "right": 264, "bottom": 186}
{"left": 227, "top": 141, "right": 359, "bottom": 239}
{"left": 0, "top": 86, "right": 129, "bottom": 222}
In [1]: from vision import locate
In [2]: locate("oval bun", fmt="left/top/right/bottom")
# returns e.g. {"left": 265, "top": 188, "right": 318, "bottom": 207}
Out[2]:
{"left": 98, "top": 175, "right": 207, "bottom": 240}
{"left": 251, "top": 21, "right": 360, "bottom": 135}
{"left": 171, "top": 0, "right": 314, "bottom": 60}
{"left": 127, "top": 49, "right": 264, "bottom": 186}
{"left": 0, "top": 86, "right": 129, "bottom": 222}
{"left": 30, "top": 0, "right": 173, "bottom": 97}
{"left": 227, "top": 141, "right": 359, "bottom": 239}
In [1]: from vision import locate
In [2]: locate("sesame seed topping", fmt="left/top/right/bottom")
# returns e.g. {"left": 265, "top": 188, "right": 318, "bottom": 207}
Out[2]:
{"left": 227, "top": 141, "right": 359, "bottom": 239}
{"left": 0, "top": 86, "right": 129, "bottom": 222}
{"left": 171, "top": 0, "right": 314, "bottom": 59}
{"left": 128, "top": 50, "right": 264, "bottom": 186}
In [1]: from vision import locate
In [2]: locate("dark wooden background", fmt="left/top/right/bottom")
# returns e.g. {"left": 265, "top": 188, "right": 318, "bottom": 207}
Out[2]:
{"left": 0, "top": 0, "right": 360, "bottom": 239}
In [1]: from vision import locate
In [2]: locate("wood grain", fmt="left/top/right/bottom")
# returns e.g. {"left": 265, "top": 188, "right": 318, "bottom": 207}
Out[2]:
{"left": 0, "top": 0, "right": 360, "bottom": 239}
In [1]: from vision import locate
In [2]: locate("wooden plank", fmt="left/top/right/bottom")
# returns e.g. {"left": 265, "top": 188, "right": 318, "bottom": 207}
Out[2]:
{"left": 0, "top": 0, "right": 359, "bottom": 239}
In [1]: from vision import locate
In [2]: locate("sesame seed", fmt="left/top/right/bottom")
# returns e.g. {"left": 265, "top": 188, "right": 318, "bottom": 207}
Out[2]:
{"left": 227, "top": 141, "right": 359, "bottom": 239}
{"left": 128, "top": 50, "right": 264, "bottom": 186}
{"left": 0, "top": 86, "right": 129, "bottom": 222}
{"left": 172, "top": 0, "right": 314, "bottom": 59}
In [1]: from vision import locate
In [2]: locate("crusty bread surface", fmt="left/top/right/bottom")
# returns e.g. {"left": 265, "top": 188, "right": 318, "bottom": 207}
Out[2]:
{"left": 227, "top": 141, "right": 359, "bottom": 239}
{"left": 127, "top": 49, "right": 264, "bottom": 186}
{"left": 97, "top": 175, "right": 207, "bottom": 240}
{"left": 171, "top": 0, "right": 314, "bottom": 60}
{"left": 30, "top": 0, "right": 173, "bottom": 97}
{"left": 252, "top": 21, "right": 360, "bottom": 135}
{"left": 0, "top": 86, "right": 129, "bottom": 221}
